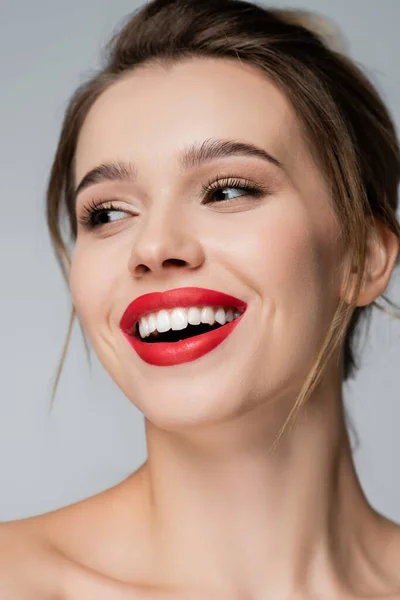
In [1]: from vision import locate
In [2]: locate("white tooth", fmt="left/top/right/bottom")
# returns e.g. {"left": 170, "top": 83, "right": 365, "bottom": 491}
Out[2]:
{"left": 200, "top": 306, "right": 215, "bottom": 325}
{"left": 215, "top": 307, "right": 227, "bottom": 325}
{"left": 156, "top": 309, "right": 171, "bottom": 333}
{"left": 147, "top": 313, "right": 157, "bottom": 334}
{"left": 138, "top": 321, "right": 145, "bottom": 338}
{"left": 225, "top": 308, "right": 234, "bottom": 322}
{"left": 233, "top": 309, "right": 241, "bottom": 319}
{"left": 187, "top": 306, "right": 201, "bottom": 325}
{"left": 170, "top": 308, "right": 188, "bottom": 330}
{"left": 139, "top": 316, "right": 149, "bottom": 338}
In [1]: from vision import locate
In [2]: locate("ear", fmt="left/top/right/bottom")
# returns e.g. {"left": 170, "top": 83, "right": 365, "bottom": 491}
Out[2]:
{"left": 350, "top": 219, "right": 399, "bottom": 307}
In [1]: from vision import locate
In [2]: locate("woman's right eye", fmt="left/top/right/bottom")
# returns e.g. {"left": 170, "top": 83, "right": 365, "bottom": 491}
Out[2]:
{"left": 78, "top": 201, "right": 131, "bottom": 230}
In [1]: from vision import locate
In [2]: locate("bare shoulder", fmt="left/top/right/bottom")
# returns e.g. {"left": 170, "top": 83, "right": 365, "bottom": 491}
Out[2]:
{"left": 0, "top": 518, "right": 64, "bottom": 599}
{"left": 360, "top": 511, "right": 400, "bottom": 598}
{"left": 0, "top": 492, "right": 113, "bottom": 600}
{"left": 0, "top": 472, "right": 154, "bottom": 599}
{"left": 0, "top": 495, "right": 124, "bottom": 600}
{"left": 0, "top": 483, "right": 119, "bottom": 599}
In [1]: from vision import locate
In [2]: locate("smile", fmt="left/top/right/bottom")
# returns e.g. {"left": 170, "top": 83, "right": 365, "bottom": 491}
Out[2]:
{"left": 119, "top": 287, "right": 247, "bottom": 366}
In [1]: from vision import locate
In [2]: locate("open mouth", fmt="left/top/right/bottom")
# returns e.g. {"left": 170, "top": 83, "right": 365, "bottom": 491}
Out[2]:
{"left": 134, "top": 320, "right": 227, "bottom": 343}
{"left": 120, "top": 288, "right": 247, "bottom": 366}
{"left": 133, "top": 306, "right": 243, "bottom": 344}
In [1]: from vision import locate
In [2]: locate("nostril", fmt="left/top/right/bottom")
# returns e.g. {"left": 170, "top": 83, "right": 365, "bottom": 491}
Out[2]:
{"left": 162, "top": 258, "right": 187, "bottom": 267}
{"left": 135, "top": 264, "right": 151, "bottom": 276}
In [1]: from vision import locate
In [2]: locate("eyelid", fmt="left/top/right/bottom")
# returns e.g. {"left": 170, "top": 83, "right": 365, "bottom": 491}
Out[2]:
{"left": 202, "top": 174, "right": 272, "bottom": 197}
{"left": 80, "top": 197, "right": 139, "bottom": 213}
{"left": 204, "top": 174, "right": 262, "bottom": 187}
{"left": 77, "top": 170, "right": 274, "bottom": 226}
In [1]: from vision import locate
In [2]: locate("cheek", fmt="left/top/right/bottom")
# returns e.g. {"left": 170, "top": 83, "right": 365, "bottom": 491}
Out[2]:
{"left": 69, "top": 241, "right": 120, "bottom": 332}
{"left": 224, "top": 207, "right": 335, "bottom": 292}
{"left": 266, "top": 214, "right": 340, "bottom": 358}
{"left": 223, "top": 203, "right": 338, "bottom": 318}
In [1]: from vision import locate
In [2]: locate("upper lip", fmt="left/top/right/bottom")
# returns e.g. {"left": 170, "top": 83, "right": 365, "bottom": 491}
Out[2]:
{"left": 119, "top": 287, "right": 248, "bottom": 335}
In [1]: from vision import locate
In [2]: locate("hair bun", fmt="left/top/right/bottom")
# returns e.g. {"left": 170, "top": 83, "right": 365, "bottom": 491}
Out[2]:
{"left": 275, "top": 9, "right": 349, "bottom": 55}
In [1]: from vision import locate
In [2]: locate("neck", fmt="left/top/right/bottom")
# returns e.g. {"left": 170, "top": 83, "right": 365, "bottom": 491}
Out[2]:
{"left": 139, "top": 380, "right": 383, "bottom": 598}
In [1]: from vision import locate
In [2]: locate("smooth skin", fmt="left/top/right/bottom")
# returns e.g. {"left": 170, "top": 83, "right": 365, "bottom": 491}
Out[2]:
{"left": 2, "top": 57, "right": 400, "bottom": 599}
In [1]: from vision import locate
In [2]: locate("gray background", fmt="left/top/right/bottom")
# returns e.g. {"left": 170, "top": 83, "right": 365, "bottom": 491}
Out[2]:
{"left": 1, "top": 0, "right": 399, "bottom": 522}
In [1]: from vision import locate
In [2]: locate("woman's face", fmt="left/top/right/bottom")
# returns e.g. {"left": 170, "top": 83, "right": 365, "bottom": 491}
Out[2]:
{"left": 71, "top": 57, "right": 344, "bottom": 430}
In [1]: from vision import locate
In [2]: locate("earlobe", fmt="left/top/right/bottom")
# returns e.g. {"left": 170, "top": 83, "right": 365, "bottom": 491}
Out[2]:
{"left": 354, "top": 220, "right": 399, "bottom": 308}
{"left": 338, "top": 220, "right": 400, "bottom": 307}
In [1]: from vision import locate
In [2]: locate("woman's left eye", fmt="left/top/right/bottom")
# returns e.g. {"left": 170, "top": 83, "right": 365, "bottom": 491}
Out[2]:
{"left": 202, "top": 177, "right": 267, "bottom": 204}
{"left": 207, "top": 187, "right": 248, "bottom": 202}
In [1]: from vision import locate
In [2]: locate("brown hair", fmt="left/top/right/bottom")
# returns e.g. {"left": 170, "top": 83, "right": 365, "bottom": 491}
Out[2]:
{"left": 46, "top": 0, "right": 400, "bottom": 445}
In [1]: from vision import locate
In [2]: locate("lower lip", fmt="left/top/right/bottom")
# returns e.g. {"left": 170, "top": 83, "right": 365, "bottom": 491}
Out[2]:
{"left": 122, "top": 315, "right": 244, "bottom": 366}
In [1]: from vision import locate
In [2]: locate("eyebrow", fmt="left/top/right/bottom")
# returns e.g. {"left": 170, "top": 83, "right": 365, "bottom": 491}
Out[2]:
{"left": 73, "top": 138, "right": 284, "bottom": 203}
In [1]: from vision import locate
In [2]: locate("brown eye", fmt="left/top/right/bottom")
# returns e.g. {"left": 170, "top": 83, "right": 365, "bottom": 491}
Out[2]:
{"left": 201, "top": 176, "right": 269, "bottom": 204}
{"left": 78, "top": 200, "right": 131, "bottom": 230}
{"left": 205, "top": 185, "right": 256, "bottom": 203}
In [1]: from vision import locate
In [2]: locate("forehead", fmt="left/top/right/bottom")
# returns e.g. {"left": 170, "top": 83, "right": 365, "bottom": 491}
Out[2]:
{"left": 74, "top": 57, "right": 309, "bottom": 185}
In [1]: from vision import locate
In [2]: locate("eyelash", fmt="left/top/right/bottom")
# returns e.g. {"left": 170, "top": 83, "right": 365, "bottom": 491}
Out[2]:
{"left": 77, "top": 175, "right": 269, "bottom": 230}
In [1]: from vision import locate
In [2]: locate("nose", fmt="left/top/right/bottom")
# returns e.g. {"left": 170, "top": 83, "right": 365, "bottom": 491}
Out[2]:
{"left": 127, "top": 204, "right": 205, "bottom": 279}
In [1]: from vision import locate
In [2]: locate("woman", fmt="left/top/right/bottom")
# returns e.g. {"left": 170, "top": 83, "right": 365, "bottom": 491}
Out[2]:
{"left": 2, "top": 0, "right": 400, "bottom": 597}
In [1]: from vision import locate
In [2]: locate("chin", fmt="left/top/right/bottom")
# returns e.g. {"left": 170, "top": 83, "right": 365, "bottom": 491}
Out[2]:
{"left": 118, "top": 372, "right": 253, "bottom": 433}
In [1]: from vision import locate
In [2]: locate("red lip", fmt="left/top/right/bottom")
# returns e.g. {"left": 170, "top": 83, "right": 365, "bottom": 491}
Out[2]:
{"left": 119, "top": 287, "right": 247, "bottom": 367}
